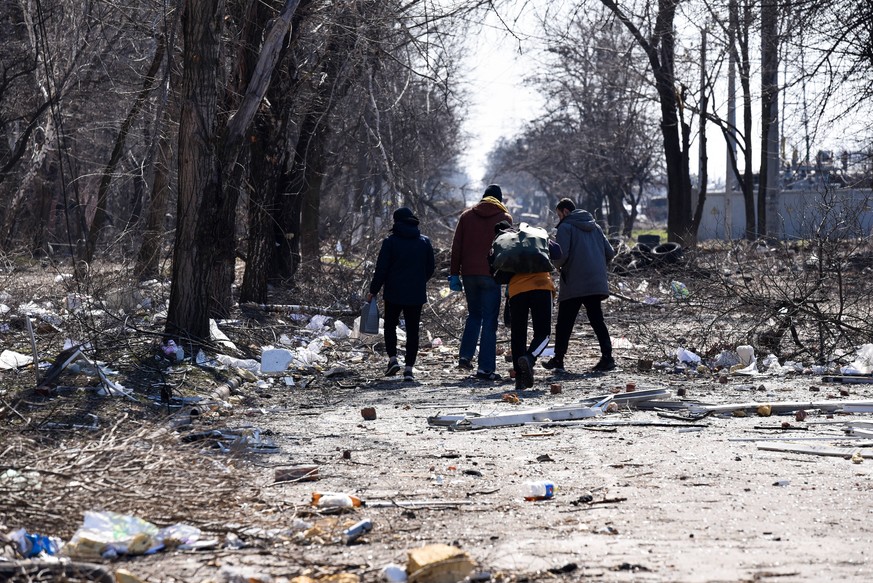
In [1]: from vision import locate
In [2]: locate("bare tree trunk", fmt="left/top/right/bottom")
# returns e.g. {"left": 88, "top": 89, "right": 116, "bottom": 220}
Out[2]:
{"left": 135, "top": 131, "right": 172, "bottom": 280}
{"left": 239, "top": 0, "right": 310, "bottom": 301}
{"left": 299, "top": 134, "right": 327, "bottom": 269}
{"left": 166, "top": 0, "right": 300, "bottom": 341}
{"left": 601, "top": 0, "right": 694, "bottom": 245}
{"left": 166, "top": 0, "right": 225, "bottom": 343}
{"left": 736, "top": 0, "right": 757, "bottom": 239}
{"left": 271, "top": 167, "right": 298, "bottom": 280}
{"left": 759, "top": 0, "right": 780, "bottom": 239}
{"left": 691, "top": 27, "right": 708, "bottom": 243}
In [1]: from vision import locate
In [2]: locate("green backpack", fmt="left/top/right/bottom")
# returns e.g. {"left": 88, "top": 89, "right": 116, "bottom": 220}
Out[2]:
{"left": 491, "top": 223, "right": 553, "bottom": 274}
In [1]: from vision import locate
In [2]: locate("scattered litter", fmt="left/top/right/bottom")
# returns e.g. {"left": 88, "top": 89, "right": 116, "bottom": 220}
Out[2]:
{"left": 307, "top": 314, "right": 332, "bottom": 331}
{"left": 677, "top": 347, "right": 701, "bottom": 364}
{"left": 757, "top": 442, "right": 873, "bottom": 458}
{"left": 324, "top": 366, "right": 350, "bottom": 378}
{"left": 736, "top": 345, "right": 756, "bottom": 366}
{"left": 670, "top": 280, "right": 690, "bottom": 300}
{"left": 333, "top": 320, "right": 351, "bottom": 338}
{"left": 215, "top": 353, "right": 260, "bottom": 373}
{"left": 209, "top": 319, "right": 238, "bottom": 352}
{"left": 8, "top": 528, "right": 61, "bottom": 558}
{"left": 311, "top": 492, "right": 364, "bottom": 508}
{"left": 382, "top": 564, "right": 408, "bottom": 583}
{"left": 261, "top": 348, "right": 294, "bottom": 373}
{"left": 0, "top": 349, "right": 32, "bottom": 370}
{"left": 162, "top": 339, "right": 184, "bottom": 362}
{"left": 342, "top": 518, "right": 372, "bottom": 545}
{"left": 522, "top": 480, "right": 556, "bottom": 501}
{"left": 37, "top": 345, "right": 133, "bottom": 399}
{"left": 64, "top": 510, "right": 202, "bottom": 560}
{"left": 274, "top": 465, "right": 319, "bottom": 483}
{"left": 406, "top": 544, "right": 474, "bottom": 583}
{"left": 842, "top": 343, "right": 873, "bottom": 375}
{"left": 180, "top": 427, "right": 278, "bottom": 454}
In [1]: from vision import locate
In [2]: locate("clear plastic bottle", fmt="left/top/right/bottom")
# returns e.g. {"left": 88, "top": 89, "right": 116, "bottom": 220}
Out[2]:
{"left": 522, "top": 480, "right": 556, "bottom": 501}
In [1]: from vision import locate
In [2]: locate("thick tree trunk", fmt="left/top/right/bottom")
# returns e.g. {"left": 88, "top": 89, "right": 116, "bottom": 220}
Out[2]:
{"left": 166, "top": 0, "right": 225, "bottom": 344}
{"left": 167, "top": 0, "right": 299, "bottom": 341}
{"left": 271, "top": 167, "right": 298, "bottom": 280}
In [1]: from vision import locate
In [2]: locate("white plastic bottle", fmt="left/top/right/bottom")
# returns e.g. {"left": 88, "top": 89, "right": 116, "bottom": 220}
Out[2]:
{"left": 522, "top": 480, "right": 556, "bottom": 501}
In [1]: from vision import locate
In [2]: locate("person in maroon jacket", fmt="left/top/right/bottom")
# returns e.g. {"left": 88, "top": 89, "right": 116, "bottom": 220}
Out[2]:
{"left": 449, "top": 184, "right": 512, "bottom": 380}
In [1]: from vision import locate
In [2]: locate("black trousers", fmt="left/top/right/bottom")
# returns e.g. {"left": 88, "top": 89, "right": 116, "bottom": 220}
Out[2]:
{"left": 383, "top": 301, "right": 423, "bottom": 366}
{"left": 553, "top": 295, "right": 612, "bottom": 360}
{"left": 509, "top": 289, "right": 552, "bottom": 371}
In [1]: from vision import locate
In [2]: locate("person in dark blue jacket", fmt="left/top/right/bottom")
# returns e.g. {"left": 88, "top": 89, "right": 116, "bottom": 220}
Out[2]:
{"left": 367, "top": 207, "right": 435, "bottom": 382}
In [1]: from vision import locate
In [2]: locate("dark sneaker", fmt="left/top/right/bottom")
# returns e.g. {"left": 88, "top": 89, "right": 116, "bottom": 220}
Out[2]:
{"left": 475, "top": 370, "right": 502, "bottom": 381}
{"left": 458, "top": 358, "right": 474, "bottom": 370}
{"left": 517, "top": 354, "right": 534, "bottom": 388}
{"left": 385, "top": 358, "right": 401, "bottom": 376}
{"left": 515, "top": 373, "right": 526, "bottom": 391}
{"left": 542, "top": 357, "right": 565, "bottom": 372}
{"left": 403, "top": 367, "right": 415, "bottom": 382}
{"left": 592, "top": 357, "right": 616, "bottom": 372}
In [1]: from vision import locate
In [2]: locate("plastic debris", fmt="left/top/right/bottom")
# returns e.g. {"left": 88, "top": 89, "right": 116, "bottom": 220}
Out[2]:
{"left": 381, "top": 564, "right": 408, "bottom": 583}
{"left": 8, "top": 528, "right": 60, "bottom": 558}
{"left": 0, "top": 349, "right": 32, "bottom": 370}
{"left": 670, "top": 280, "right": 690, "bottom": 300}
{"left": 676, "top": 347, "right": 701, "bottom": 364}
{"left": 261, "top": 348, "right": 294, "bottom": 373}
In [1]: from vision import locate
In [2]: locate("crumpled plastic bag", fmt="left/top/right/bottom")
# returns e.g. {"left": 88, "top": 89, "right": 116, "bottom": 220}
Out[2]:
{"left": 332, "top": 320, "right": 351, "bottom": 339}
{"left": 713, "top": 350, "right": 740, "bottom": 369}
{"left": 64, "top": 510, "right": 161, "bottom": 559}
{"left": 842, "top": 343, "right": 873, "bottom": 375}
{"left": 64, "top": 510, "right": 201, "bottom": 560}
{"left": 676, "top": 347, "right": 701, "bottom": 364}
{"left": 307, "top": 314, "right": 332, "bottom": 331}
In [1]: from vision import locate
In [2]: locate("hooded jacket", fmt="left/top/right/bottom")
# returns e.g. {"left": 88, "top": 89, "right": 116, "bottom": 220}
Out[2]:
{"left": 552, "top": 210, "right": 615, "bottom": 301}
{"left": 450, "top": 197, "right": 513, "bottom": 277}
{"left": 369, "top": 220, "right": 435, "bottom": 305}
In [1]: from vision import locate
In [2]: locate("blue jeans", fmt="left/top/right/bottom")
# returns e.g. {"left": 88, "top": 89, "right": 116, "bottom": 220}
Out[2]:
{"left": 459, "top": 275, "right": 500, "bottom": 373}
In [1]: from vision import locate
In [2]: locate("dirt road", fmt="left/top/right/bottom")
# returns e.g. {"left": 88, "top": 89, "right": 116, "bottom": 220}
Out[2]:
{"left": 121, "top": 351, "right": 873, "bottom": 583}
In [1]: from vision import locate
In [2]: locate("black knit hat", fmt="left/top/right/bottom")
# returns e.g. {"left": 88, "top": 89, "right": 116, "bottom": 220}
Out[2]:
{"left": 483, "top": 184, "right": 503, "bottom": 202}
{"left": 393, "top": 207, "right": 419, "bottom": 225}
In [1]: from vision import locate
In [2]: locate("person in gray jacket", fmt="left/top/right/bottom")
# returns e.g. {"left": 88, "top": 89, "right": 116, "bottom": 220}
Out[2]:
{"left": 543, "top": 198, "right": 617, "bottom": 372}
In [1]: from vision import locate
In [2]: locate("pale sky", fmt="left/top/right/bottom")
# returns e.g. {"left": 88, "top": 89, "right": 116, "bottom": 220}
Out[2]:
{"left": 459, "top": 2, "right": 868, "bottom": 196}
{"left": 459, "top": 5, "right": 735, "bottom": 191}
{"left": 460, "top": 9, "right": 543, "bottom": 186}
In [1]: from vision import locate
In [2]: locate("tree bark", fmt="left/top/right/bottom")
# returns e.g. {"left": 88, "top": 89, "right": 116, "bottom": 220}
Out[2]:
{"left": 166, "top": 0, "right": 300, "bottom": 342}
{"left": 166, "top": 0, "right": 225, "bottom": 343}
{"left": 759, "top": 0, "right": 780, "bottom": 239}
{"left": 135, "top": 130, "right": 172, "bottom": 280}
